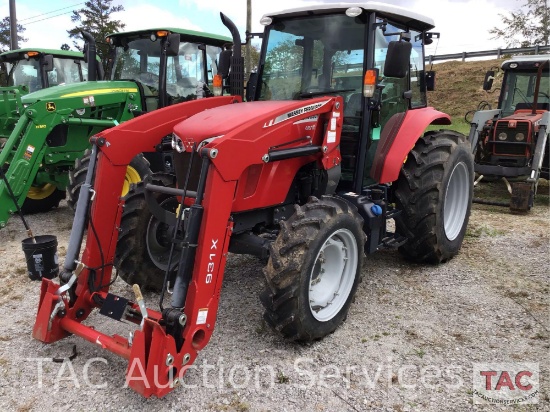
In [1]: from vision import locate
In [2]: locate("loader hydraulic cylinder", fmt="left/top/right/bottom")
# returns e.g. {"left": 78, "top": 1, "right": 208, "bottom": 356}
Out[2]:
{"left": 63, "top": 144, "right": 98, "bottom": 273}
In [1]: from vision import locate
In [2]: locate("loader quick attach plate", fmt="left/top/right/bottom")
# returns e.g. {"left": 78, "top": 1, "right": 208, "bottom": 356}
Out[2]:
{"left": 99, "top": 293, "right": 129, "bottom": 321}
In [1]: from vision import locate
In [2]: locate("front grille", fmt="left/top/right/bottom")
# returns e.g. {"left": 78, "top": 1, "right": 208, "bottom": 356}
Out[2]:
{"left": 491, "top": 120, "right": 531, "bottom": 156}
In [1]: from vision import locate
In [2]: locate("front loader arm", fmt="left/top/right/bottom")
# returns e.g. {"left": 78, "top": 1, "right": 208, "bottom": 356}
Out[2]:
{"left": 32, "top": 95, "right": 241, "bottom": 398}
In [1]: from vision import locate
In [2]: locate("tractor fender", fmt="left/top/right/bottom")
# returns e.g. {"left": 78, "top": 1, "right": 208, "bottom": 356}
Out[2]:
{"left": 371, "top": 107, "right": 451, "bottom": 184}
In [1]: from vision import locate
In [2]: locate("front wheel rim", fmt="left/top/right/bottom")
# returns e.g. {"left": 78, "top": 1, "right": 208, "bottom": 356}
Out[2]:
{"left": 444, "top": 161, "right": 470, "bottom": 241}
{"left": 308, "top": 228, "right": 358, "bottom": 322}
{"left": 27, "top": 183, "right": 56, "bottom": 200}
{"left": 122, "top": 165, "right": 142, "bottom": 197}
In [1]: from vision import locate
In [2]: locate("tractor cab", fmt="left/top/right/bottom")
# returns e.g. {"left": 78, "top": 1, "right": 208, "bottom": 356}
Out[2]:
{"left": 496, "top": 57, "right": 550, "bottom": 117}
{"left": 471, "top": 56, "right": 549, "bottom": 211}
{"left": 252, "top": 3, "right": 438, "bottom": 192}
{"left": 106, "top": 29, "right": 232, "bottom": 112}
{"left": 0, "top": 48, "right": 91, "bottom": 93}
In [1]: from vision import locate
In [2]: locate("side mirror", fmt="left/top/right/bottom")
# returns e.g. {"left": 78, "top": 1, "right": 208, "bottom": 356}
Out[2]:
{"left": 483, "top": 70, "right": 495, "bottom": 91}
{"left": 383, "top": 41, "right": 412, "bottom": 78}
{"left": 166, "top": 33, "right": 180, "bottom": 57}
{"left": 218, "top": 49, "right": 232, "bottom": 79}
{"left": 425, "top": 71, "right": 436, "bottom": 91}
{"left": 246, "top": 72, "right": 258, "bottom": 101}
{"left": 43, "top": 54, "right": 54, "bottom": 72}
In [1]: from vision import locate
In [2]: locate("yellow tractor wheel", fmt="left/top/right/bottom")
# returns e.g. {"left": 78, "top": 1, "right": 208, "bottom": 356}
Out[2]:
{"left": 67, "top": 150, "right": 151, "bottom": 210}
{"left": 22, "top": 184, "right": 66, "bottom": 214}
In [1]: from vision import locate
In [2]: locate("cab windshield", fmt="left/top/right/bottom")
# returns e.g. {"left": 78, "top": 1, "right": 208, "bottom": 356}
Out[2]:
{"left": 5, "top": 58, "right": 41, "bottom": 92}
{"left": 111, "top": 35, "right": 224, "bottom": 107}
{"left": 47, "top": 57, "right": 87, "bottom": 86}
{"left": 500, "top": 69, "right": 550, "bottom": 116}
{"left": 258, "top": 14, "right": 366, "bottom": 102}
{"left": 4, "top": 56, "right": 86, "bottom": 92}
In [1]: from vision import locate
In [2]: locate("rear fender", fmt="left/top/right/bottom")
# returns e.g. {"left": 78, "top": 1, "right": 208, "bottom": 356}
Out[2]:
{"left": 371, "top": 107, "right": 451, "bottom": 184}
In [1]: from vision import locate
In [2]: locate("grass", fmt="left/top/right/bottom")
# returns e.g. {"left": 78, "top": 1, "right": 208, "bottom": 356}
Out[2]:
{"left": 276, "top": 371, "right": 290, "bottom": 384}
{"left": 465, "top": 224, "right": 505, "bottom": 238}
{"left": 428, "top": 59, "right": 502, "bottom": 121}
{"left": 424, "top": 59, "right": 506, "bottom": 137}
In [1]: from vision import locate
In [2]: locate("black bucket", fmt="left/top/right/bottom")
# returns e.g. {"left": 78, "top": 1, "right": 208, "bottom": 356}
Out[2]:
{"left": 21, "top": 235, "right": 59, "bottom": 281}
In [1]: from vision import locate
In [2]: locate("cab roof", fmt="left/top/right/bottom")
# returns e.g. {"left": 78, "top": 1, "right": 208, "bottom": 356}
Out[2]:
{"left": 107, "top": 28, "right": 232, "bottom": 47}
{"left": 0, "top": 48, "right": 84, "bottom": 62}
{"left": 502, "top": 55, "right": 550, "bottom": 71}
{"left": 262, "top": 2, "right": 435, "bottom": 32}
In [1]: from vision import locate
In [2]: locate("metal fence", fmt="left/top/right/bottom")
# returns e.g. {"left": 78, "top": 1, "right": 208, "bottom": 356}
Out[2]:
{"left": 427, "top": 45, "right": 550, "bottom": 63}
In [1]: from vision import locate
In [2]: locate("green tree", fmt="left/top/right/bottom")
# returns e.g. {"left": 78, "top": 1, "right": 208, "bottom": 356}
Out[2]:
{"left": 67, "top": 0, "right": 125, "bottom": 63}
{"left": 489, "top": 0, "right": 550, "bottom": 47}
{"left": 0, "top": 16, "right": 27, "bottom": 52}
{"left": 241, "top": 43, "right": 260, "bottom": 76}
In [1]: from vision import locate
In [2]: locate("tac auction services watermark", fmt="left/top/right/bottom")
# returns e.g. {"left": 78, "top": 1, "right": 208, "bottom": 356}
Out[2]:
{"left": 473, "top": 362, "right": 539, "bottom": 405}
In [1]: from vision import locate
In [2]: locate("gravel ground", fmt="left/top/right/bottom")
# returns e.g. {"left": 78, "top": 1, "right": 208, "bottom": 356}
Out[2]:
{"left": 0, "top": 180, "right": 548, "bottom": 411}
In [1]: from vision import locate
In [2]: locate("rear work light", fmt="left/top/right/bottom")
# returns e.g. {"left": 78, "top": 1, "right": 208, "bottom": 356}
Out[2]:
{"left": 363, "top": 69, "right": 377, "bottom": 97}
{"left": 213, "top": 74, "right": 223, "bottom": 96}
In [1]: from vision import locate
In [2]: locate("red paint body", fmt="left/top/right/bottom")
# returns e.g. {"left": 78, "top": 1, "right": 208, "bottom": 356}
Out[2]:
{"left": 372, "top": 107, "right": 451, "bottom": 183}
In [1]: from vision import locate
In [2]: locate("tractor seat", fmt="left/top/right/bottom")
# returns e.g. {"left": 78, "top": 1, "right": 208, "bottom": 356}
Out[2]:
{"left": 344, "top": 93, "right": 362, "bottom": 118}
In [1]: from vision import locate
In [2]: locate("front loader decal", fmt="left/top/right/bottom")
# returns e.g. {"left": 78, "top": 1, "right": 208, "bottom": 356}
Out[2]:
{"left": 263, "top": 100, "right": 330, "bottom": 127}
{"left": 205, "top": 238, "right": 218, "bottom": 284}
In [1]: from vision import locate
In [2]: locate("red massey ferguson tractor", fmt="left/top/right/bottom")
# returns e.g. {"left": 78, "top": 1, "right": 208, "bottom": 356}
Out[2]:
{"left": 32, "top": 4, "right": 473, "bottom": 397}
{"left": 470, "top": 55, "right": 549, "bottom": 212}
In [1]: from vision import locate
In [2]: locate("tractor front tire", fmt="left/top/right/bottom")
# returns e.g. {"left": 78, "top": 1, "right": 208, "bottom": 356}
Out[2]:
{"left": 22, "top": 184, "right": 66, "bottom": 214}
{"left": 67, "top": 149, "right": 151, "bottom": 210}
{"left": 114, "top": 173, "right": 177, "bottom": 291}
{"left": 260, "top": 196, "right": 365, "bottom": 342}
{"left": 394, "top": 130, "right": 474, "bottom": 263}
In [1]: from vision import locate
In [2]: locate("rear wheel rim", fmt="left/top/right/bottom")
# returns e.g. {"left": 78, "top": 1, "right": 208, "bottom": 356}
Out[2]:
{"left": 308, "top": 228, "right": 358, "bottom": 322}
{"left": 444, "top": 161, "right": 470, "bottom": 241}
{"left": 27, "top": 183, "right": 56, "bottom": 200}
{"left": 122, "top": 165, "right": 142, "bottom": 197}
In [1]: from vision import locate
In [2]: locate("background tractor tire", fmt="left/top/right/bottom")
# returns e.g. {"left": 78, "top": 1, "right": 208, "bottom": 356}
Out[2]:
{"left": 114, "top": 173, "right": 177, "bottom": 291}
{"left": 21, "top": 184, "right": 66, "bottom": 214}
{"left": 67, "top": 149, "right": 151, "bottom": 210}
{"left": 394, "top": 130, "right": 474, "bottom": 263}
{"left": 260, "top": 196, "right": 365, "bottom": 342}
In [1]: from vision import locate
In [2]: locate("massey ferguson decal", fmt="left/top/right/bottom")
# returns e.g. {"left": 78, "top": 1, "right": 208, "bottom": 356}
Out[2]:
{"left": 263, "top": 101, "right": 330, "bottom": 128}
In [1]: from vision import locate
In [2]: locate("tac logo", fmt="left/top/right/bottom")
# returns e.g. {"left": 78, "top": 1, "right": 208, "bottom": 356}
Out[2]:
{"left": 46, "top": 102, "right": 56, "bottom": 112}
{"left": 473, "top": 363, "right": 539, "bottom": 405}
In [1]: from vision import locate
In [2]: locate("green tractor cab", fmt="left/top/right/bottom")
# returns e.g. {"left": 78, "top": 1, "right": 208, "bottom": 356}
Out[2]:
{"left": 0, "top": 48, "right": 96, "bottom": 138}
{"left": 0, "top": 28, "right": 232, "bottom": 227}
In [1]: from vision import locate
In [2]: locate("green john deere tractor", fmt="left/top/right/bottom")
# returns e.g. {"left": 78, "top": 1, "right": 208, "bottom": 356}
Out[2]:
{"left": 0, "top": 28, "right": 231, "bottom": 226}
{"left": 0, "top": 47, "right": 99, "bottom": 139}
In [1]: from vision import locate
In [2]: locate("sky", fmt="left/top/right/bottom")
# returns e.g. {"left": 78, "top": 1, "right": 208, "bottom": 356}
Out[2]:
{"left": 1, "top": 0, "right": 528, "bottom": 57}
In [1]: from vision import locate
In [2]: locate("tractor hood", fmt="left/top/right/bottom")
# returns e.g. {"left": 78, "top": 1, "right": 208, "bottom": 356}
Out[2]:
{"left": 173, "top": 100, "right": 332, "bottom": 144}
{"left": 21, "top": 80, "right": 139, "bottom": 105}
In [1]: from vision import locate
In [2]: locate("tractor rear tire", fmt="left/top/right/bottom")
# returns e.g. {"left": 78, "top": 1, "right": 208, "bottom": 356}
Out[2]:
{"left": 114, "top": 173, "right": 177, "bottom": 291}
{"left": 21, "top": 185, "right": 66, "bottom": 214}
{"left": 260, "top": 196, "right": 365, "bottom": 342}
{"left": 67, "top": 149, "right": 151, "bottom": 210}
{"left": 394, "top": 130, "right": 473, "bottom": 263}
